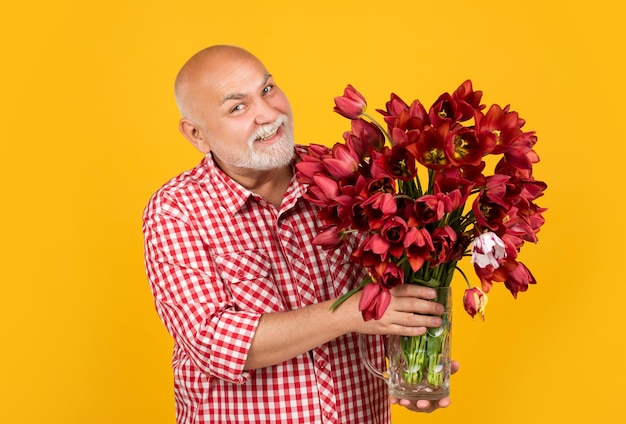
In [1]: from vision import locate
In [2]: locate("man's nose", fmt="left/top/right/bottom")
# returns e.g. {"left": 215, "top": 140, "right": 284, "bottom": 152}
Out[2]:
{"left": 254, "top": 99, "right": 279, "bottom": 124}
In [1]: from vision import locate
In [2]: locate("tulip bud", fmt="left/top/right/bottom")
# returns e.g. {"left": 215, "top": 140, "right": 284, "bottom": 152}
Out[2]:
{"left": 359, "top": 283, "right": 392, "bottom": 321}
{"left": 334, "top": 85, "right": 367, "bottom": 119}
{"left": 312, "top": 226, "right": 344, "bottom": 250}
{"left": 352, "top": 118, "right": 385, "bottom": 152}
{"left": 463, "top": 287, "right": 488, "bottom": 320}
{"left": 312, "top": 174, "right": 340, "bottom": 200}
{"left": 359, "top": 283, "right": 381, "bottom": 313}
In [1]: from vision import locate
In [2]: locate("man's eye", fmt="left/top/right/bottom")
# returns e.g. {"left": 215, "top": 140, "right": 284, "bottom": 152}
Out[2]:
{"left": 262, "top": 85, "right": 273, "bottom": 95}
{"left": 230, "top": 104, "right": 245, "bottom": 113}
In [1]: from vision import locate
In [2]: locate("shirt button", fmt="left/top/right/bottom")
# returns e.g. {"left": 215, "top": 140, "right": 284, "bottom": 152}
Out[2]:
{"left": 317, "top": 360, "right": 326, "bottom": 368}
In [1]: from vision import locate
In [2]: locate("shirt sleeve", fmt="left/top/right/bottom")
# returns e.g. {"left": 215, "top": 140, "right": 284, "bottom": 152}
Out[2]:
{"left": 142, "top": 190, "right": 261, "bottom": 384}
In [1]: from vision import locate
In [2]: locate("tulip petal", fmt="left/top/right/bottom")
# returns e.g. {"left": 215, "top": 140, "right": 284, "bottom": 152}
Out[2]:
{"left": 375, "top": 289, "right": 391, "bottom": 320}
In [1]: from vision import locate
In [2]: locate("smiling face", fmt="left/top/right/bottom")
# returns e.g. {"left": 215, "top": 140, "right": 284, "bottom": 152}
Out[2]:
{"left": 175, "top": 46, "right": 295, "bottom": 174}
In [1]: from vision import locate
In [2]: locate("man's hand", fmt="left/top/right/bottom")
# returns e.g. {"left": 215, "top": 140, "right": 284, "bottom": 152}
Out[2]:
{"left": 390, "top": 360, "right": 460, "bottom": 413}
{"left": 350, "top": 284, "right": 445, "bottom": 336}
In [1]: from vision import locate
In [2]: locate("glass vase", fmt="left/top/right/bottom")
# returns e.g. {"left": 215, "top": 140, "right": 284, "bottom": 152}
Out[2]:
{"left": 359, "top": 286, "right": 452, "bottom": 401}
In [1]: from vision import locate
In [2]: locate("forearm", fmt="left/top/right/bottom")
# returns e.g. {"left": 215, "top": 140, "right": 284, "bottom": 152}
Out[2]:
{"left": 244, "top": 296, "right": 362, "bottom": 370}
{"left": 244, "top": 284, "right": 445, "bottom": 370}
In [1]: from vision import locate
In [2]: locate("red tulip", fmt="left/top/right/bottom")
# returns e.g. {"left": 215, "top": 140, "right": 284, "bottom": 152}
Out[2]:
{"left": 377, "top": 93, "right": 429, "bottom": 132}
{"left": 312, "top": 226, "right": 344, "bottom": 250}
{"left": 503, "top": 261, "right": 536, "bottom": 298}
{"left": 359, "top": 283, "right": 391, "bottom": 321}
{"left": 347, "top": 118, "right": 385, "bottom": 153}
{"left": 476, "top": 104, "right": 525, "bottom": 155}
{"left": 463, "top": 287, "right": 488, "bottom": 320}
{"left": 451, "top": 79, "right": 484, "bottom": 113}
{"left": 403, "top": 227, "right": 434, "bottom": 272}
{"left": 360, "top": 192, "right": 397, "bottom": 231}
{"left": 373, "top": 261, "right": 404, "bottom": 289}
{"left": 312, "top": 174, "right": 340, "bottom": 200}
{"left": 294, "top": 159, "right": 326, "bottom": 184}
{"left": 323, "top": 144, "right": 359, "bottom": 179}
{"left": 334, "top": 85, "right": 367, "bottom": 119}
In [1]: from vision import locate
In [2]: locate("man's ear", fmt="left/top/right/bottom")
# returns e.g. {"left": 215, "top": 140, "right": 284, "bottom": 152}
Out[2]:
{"left": 179, "top": 118, "right": 211, "bottom": 153}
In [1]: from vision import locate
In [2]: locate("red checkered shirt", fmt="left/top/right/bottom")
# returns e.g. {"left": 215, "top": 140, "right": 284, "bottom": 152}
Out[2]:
{"left": 142, "top": 146, "right": 389, "bottom": 424}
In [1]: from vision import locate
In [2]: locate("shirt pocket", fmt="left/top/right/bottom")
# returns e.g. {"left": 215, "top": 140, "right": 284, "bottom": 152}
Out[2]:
{"left": 214, "top": 250, "right": 285, "bottom": 313}
{"left": 324, "top": 234, "right": 367, "bottom": 298}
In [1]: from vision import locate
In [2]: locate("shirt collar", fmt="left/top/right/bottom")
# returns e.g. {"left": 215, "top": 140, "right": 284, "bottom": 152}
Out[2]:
{"left": 201, "top": 148, "right": 308, "bottom": 216}
{"left": 203, "top": 155, "right": 247, "bottom": 215}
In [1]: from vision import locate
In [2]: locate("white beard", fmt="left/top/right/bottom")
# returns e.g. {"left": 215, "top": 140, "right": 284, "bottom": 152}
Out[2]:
{"left": 210, "top": 114, "right": 295, "bottom": 170}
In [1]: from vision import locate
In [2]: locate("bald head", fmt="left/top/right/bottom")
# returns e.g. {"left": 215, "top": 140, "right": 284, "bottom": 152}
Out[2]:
{"left": 174, "top": 45, "right": 265, "bottom": 122}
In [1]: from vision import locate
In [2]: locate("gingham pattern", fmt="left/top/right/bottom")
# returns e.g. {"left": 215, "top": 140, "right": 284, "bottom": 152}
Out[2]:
{"left": 143, "top": 147, "right": 389, "bottom": 424}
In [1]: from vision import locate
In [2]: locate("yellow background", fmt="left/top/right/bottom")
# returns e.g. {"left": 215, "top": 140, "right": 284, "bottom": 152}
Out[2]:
{"left": 2, "top": 0, "right": 624, "bottom": 423}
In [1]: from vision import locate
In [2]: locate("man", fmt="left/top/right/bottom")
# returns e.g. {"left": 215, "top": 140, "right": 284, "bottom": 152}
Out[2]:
{"left": 143, "top": 45, "right": 455, "bottom": 424}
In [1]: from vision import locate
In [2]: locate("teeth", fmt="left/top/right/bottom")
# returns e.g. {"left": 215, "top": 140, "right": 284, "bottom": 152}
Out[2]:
{"left": 257, "top": 128, "right": 278, "bottom": 141}
{"left": 253, "top": 115, "right": 287, "bottom": 142}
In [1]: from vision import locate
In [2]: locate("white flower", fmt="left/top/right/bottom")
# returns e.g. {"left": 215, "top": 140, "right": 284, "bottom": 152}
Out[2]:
{"left": 471, "top": 232, "right": 507, "bottom": 269}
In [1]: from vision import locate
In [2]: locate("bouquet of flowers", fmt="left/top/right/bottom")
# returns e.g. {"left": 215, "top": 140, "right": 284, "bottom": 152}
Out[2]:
{"left": 295, "top": 81, "right": 547, "bottom": 391}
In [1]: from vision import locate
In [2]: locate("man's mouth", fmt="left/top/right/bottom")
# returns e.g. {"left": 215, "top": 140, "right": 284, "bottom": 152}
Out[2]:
{"left": 256, "top": 127, "right": 279, "bottom": 141}
{"left": 250, "top": 114, "right": 289, "bottom": 145}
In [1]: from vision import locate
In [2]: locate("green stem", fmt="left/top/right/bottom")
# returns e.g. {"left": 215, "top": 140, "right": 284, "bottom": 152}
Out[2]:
{"left": 455, "top": 265, "right": 472, "bottom": 289}
{"left": 400, "top": 288, "right": 450, "bottom": 389}
{"left": 400, "top": 328, "right": 449, "bottom": 388}
{"left": 401, "top": 334, "right": 426, "bottom": 384}
{"left": 329, "top": 277, "right": 371, "bottom": 311}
